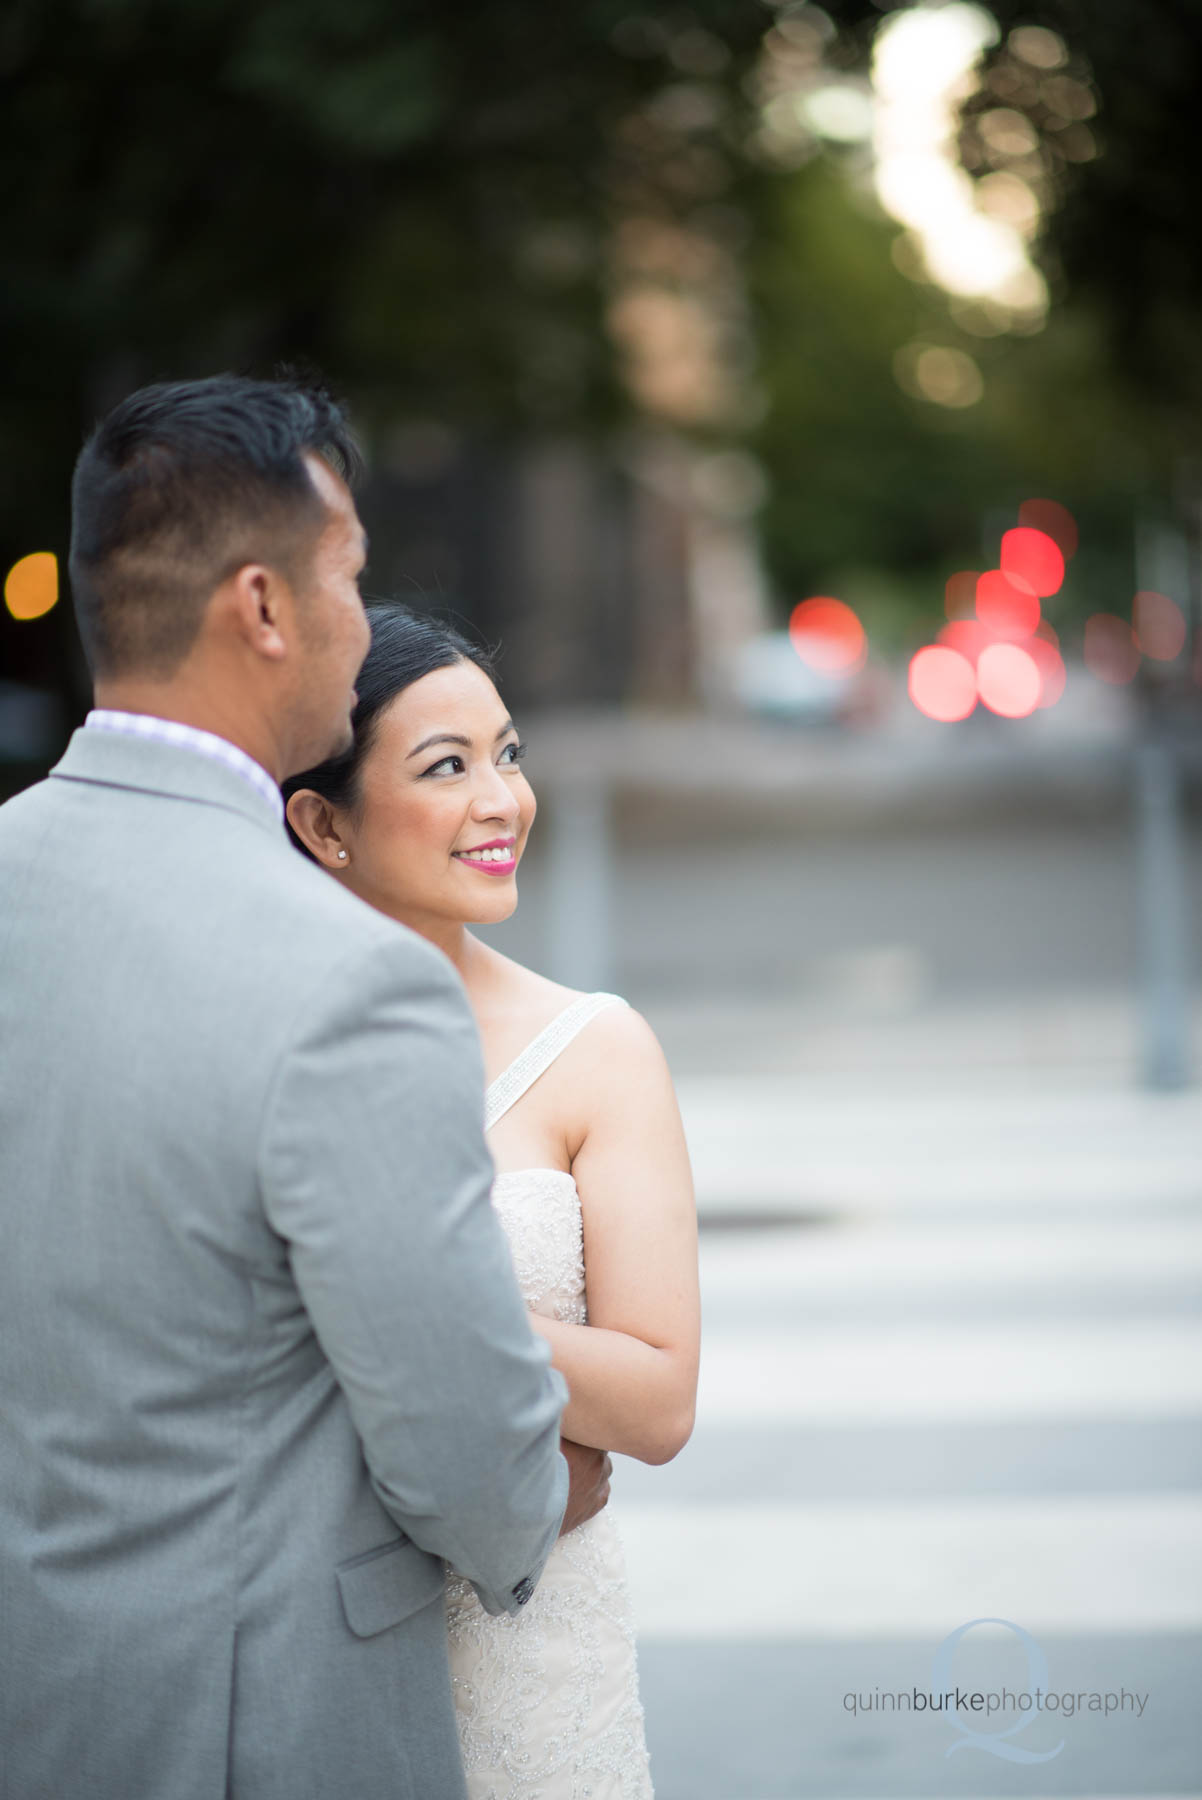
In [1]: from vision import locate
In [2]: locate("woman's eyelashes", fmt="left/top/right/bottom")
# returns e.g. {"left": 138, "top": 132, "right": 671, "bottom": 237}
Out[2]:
{"left": 420, "top": 740, "right": 527, "bottom": 779}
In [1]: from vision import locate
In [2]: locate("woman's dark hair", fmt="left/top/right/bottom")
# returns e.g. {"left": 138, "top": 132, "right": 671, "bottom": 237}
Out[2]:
{"left": 282, "top": 600, "right": 498, "bottom": 859}
{"left": 70, "top": 371, "right": 362, "bottom": 679}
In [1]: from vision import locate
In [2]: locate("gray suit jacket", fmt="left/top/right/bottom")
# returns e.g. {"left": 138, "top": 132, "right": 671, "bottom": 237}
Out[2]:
{"left": 0, "top": 728, "right": 569, "bottom": 1800}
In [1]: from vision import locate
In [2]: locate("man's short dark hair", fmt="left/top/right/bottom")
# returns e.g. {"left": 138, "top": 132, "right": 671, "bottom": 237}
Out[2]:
{"left": 69, "top": 373, "right": 363, "bottom": 678}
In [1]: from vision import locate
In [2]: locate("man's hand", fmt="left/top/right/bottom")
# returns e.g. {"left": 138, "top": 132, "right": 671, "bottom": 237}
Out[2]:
{"left": 558, "top": 1436, "right": 611, "bottom": 1536}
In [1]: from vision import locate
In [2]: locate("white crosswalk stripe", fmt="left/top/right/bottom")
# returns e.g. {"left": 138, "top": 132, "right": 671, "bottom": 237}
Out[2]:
{"left": 622, "top": 1494, "right": 1202, "bottom": 1637}
{"left": 677, "top": 1079, "right": 1202, "bottom": 1216}
{"left": 694, "top": 1320, "right": 1202, "bottom": 1424}
{"left": 626, "top": 1080, "right": 1202, "bottom": 1794}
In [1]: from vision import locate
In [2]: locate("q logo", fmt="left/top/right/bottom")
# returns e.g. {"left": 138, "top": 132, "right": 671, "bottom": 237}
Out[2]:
{"left": 931, "top": 1617, "right": 1065, "bottom": 1763}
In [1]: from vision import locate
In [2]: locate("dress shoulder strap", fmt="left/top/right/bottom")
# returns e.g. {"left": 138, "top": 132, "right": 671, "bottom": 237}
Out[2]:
{"left": 485, "top": 992, "right": 627, "bottom": 1132}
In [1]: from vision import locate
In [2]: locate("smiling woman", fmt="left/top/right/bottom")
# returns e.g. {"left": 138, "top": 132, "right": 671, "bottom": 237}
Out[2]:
{"left": 286, "top": 642, "right": 534, "bottom": 944}
{"left": 283, "top": 599, "right": 698, "bottom": 1799}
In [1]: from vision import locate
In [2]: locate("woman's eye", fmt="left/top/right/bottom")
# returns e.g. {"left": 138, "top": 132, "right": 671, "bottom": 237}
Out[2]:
{"left": 424, "top": 754, "right": 465, "bottom": 777}
{"left": 500, "top": 741, "right": 527, "bottom": 766}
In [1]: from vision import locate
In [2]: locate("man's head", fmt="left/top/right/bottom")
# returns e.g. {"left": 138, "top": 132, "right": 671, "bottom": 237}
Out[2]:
{"left": 69, "top": 373, "right": 372, "bottom": 775}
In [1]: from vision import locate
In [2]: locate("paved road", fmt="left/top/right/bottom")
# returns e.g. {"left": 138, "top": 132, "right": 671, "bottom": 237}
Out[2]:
{"left": 484, "top": 808, "right": 1202, "bottom": 1037}
{"left": 612, "top": 1077, "right": 1202, "bottom": 1799}
{"left": 477, "top": 784, "right": 1202, "bottom": 1795}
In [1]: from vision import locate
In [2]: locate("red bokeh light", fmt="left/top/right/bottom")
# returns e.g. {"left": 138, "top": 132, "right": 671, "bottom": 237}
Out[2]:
{"left": 1018, "top": 498, "right": 1078, "bottom": 560}
{"left": 908, "top": 645, "right": 977, "bottom": 722}
{"left": 1025, "top": 634, "right": 1067, "bottom": 708}
{"left": 1001, "top": 527, "right": 1065, "bottom": 599}
{"left": 977, "top": 643, "right": 1041, "bottom": 718}
{"left": 1034, "top": 618, "right": 1060, "bottom": 649}
{"left": 788, "top": 597, "right": 867, "bottom": 675}
{"left": 1133, "top": 590, "right": 1187, "bottom": 662}
{"left": 1084, "top": 613, "right": 1140, "bottom": 685}
{"left": 976, "top": 569, "right": 1041, "bottom": 640}
{"left": 944, "top": 570, "right": 979, "bottom": 619}
{"left": 937, "top": 619, "right": 992, "bottom": 664}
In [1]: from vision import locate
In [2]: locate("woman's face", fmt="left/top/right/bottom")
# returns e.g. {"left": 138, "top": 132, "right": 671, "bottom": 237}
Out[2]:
{"left": 338, "top": 659, "right": 535, "bottom": 932}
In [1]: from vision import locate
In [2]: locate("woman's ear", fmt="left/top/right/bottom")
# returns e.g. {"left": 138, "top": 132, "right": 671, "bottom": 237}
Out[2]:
{"left": 286, "top": 789, "right": 352, "bottom": 871}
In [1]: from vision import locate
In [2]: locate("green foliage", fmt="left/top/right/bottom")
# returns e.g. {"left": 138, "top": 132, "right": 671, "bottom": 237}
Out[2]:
{"left": 2, "top": 0, "right": 1198, "bottom": 696}
{"left": 822, "top": 0, "right": 1202, "bottom": 427}
{"left": 746, "top": 154, "right": 1157, "bottom": 640}
{"left": 0, "top": 0, "right": 765, "bottom": 695}
{"left": 978, "top": 0, "right": 1202, "bottom": 420}
{"left": 745, "top": 0, "right": 1202, "bottom": 643}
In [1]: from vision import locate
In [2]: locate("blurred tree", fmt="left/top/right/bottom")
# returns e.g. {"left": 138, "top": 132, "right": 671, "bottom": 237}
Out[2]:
{"left": 745, "top": 0, "right": 1202, "bottom": 641}
{"left": 0, "top": 0, "right": 767, "bottom": 707}
{"left": 746, "top": 152, "right": 1158, "bottom": 643}
{"left": 968, "top": 0, "right": 1202, "bottom": 433}
{"left": 3, "top": 0, "right": 1199, "bottom": 723}
{"left": 820, "top": 0, "right": 1202, "bottom": 432}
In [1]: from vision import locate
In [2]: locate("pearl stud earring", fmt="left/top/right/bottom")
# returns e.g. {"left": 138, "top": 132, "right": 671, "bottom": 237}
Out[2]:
{"left": 337, "top": 850, "right": 348, "bottom": 861}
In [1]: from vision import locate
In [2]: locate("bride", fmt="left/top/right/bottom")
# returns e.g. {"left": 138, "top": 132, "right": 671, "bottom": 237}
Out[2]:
{"left": 283, "top": 600, "right": 700, "bottom": 1799}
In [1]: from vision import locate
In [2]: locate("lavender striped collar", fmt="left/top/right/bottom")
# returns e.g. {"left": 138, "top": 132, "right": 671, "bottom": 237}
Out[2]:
{"left": 84, "top": 709, "right": 284, "bottom": 823}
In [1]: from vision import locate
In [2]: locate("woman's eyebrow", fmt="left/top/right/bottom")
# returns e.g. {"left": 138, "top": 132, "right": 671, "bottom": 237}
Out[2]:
{"left": 407, "top": 732, "right": 471, "bottom": 759}
{"left": 407, "top": 721, "right": 517, "bottom": 760}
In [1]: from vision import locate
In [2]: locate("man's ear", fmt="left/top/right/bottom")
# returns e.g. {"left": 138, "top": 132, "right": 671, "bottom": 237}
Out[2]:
{"left": 222, "top": 563, "right": 290, "bottom": 663}
{"left": 286, "top": 789, "right": 351, "bottom": 870}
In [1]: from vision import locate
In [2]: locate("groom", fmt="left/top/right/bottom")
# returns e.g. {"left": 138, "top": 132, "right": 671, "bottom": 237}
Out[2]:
{"left": 0, "top": 375, "right": 608, "bottom": 1800}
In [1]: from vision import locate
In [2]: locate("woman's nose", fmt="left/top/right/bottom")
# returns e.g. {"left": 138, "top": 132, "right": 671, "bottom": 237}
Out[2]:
{"left": 472, "top": 766, "right": 521, "bottom": 822}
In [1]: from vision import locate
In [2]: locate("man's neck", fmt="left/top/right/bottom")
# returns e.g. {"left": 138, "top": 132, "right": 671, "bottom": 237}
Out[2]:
{"left": 92, "top": 679, "right": 283, "bottom": 782}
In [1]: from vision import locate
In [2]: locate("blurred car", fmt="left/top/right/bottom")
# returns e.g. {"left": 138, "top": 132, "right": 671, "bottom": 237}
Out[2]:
{"left": 733, "top": 630, "right": 886, "bottom": 725}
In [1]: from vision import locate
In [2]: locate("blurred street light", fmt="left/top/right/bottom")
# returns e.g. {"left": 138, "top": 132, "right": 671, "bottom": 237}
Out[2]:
{"left": 5, "top": 553, "right": 58, "bottom": 623}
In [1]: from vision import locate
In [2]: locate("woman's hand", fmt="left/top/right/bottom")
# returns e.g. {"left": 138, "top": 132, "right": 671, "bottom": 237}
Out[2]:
{"left": 557, "top": 1435, "right": 612, "bottom": 1535}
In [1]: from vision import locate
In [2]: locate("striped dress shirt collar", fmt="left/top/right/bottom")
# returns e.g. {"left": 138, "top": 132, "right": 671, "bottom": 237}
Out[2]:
{"left": 84, "top": 709, "right": 284, "bottom": 824}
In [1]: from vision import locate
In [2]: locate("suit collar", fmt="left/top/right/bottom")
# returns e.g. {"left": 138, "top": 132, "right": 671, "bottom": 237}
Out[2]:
{"left": 84, "top": 709, "right": 283, "bottom": 821}
{"left": 50, "top": 727, "right": 286, "bottom": 836}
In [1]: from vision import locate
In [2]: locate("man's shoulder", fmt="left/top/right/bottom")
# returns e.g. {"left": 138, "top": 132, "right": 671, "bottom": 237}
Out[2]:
{"left": 0, "top": 773, "right": 52, "bottom": 828}
{"left": 251, "top": 867, "right": 480, "bottom": 1116}
{"left": 1, "top": 766, "right": 452, "bottom": 999}
{"left": 0, "top": 772, "right": 71, "bottom": 872}
{"left": 255, "top": 850, "right": 451, "bottom": 985}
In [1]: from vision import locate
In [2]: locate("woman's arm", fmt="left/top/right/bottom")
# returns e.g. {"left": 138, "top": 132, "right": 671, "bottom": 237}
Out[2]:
{"left": 530, "top": 1006, "right": 699, "bottom": 1466}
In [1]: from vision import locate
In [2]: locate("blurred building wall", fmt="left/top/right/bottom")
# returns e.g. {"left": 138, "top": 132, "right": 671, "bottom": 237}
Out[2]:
{"left": 353, "top": 431, "right": 767, "bottom": 711}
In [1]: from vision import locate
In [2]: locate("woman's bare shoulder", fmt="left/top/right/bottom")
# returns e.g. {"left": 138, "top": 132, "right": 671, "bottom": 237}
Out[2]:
{"left": 565, "top": 1001, "right": 687, "bottom": 1169}
{"left": 574, "top": 998, "right": 670, "bottom": 1086}
{"left": 530, "top": 994, "right": 673, "bottom": 1124}
{"left": 500, "top": 970, "right": 659, "bottom": 1069}
{"left": 467, "top": 937, "right": 590, "bottom": 1051}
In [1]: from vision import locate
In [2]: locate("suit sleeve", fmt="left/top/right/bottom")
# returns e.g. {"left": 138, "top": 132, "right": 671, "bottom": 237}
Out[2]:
{"left": 258, "top": 929, "right": 568, "bottom": 1615}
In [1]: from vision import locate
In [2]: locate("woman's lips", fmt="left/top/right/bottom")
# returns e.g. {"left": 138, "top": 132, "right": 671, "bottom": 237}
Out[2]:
{"left": 452, "top": 843, "right": 517, "bottom": 876}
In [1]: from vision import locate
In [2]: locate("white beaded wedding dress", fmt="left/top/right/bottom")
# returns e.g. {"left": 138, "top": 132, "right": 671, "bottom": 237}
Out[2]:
{"left": 444, "top": 993, "right": 655, "bottom": 1800}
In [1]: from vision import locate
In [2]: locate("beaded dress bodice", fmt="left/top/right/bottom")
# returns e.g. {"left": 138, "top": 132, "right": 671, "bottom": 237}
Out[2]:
{"left": 490, "top": 1169, "right": 587, "bottom": 1326}
{"left": 443, "top": 994, "right": 654, "bottom": 1800}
